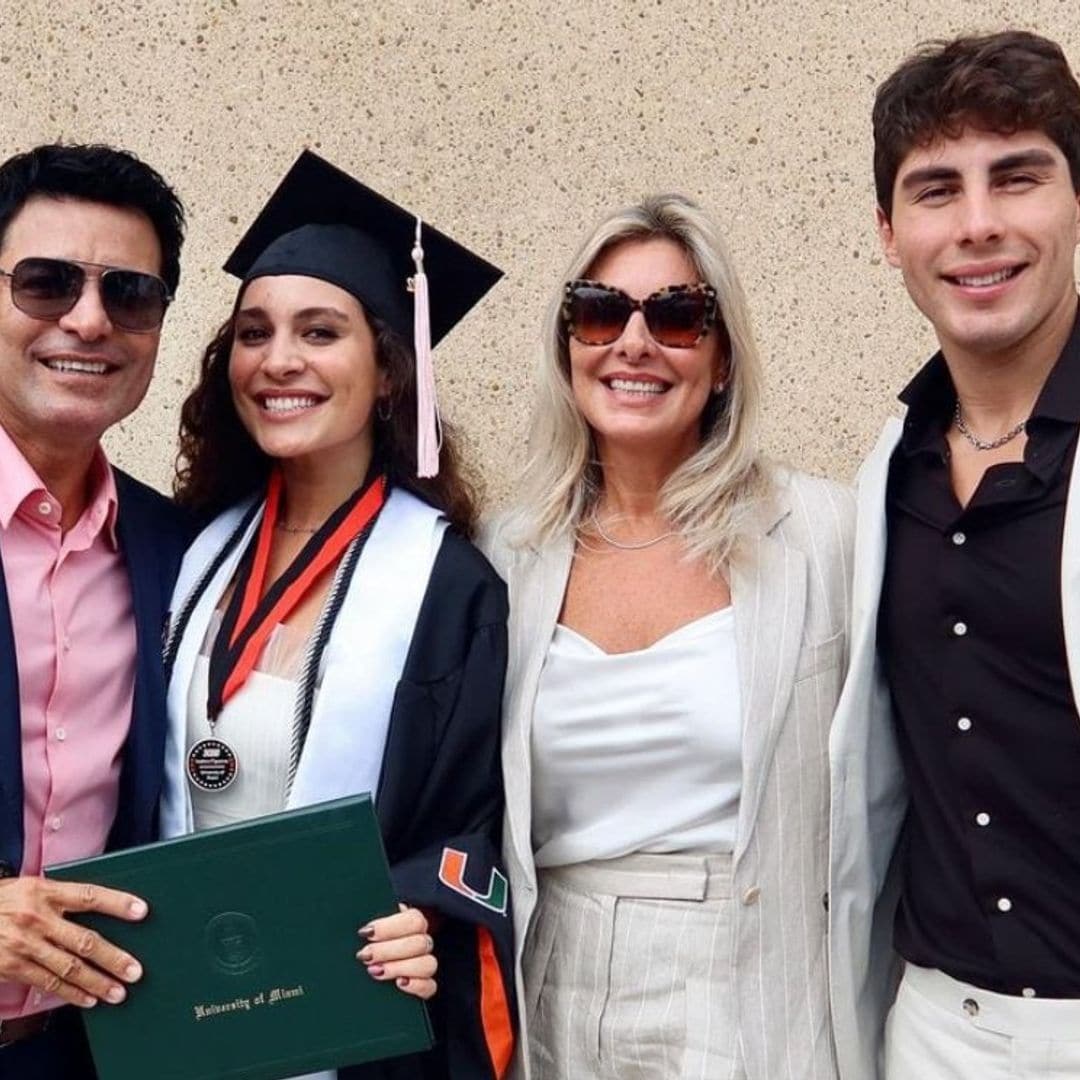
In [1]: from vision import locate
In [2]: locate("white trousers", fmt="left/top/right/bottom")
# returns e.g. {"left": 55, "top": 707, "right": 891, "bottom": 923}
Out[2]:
{"left": 885, "top": 964, "right": 1080, "bottom": 1079}
{"left": 523, "top": 852, "right": 745, "bottom": 1080}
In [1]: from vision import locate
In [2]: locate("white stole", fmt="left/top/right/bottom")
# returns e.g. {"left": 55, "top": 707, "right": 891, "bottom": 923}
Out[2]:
{"left": 160, "top": 488, "right": 446, "bottom": 838}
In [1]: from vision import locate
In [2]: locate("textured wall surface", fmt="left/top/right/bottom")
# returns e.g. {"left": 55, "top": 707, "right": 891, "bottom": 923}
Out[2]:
{"left": 2, "top": 1, "right": 1077, "bottom": 502}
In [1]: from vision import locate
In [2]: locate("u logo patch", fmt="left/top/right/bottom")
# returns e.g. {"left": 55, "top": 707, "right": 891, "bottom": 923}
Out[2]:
{"left": 438, "top": 848, "right": 509, "bottom": 916}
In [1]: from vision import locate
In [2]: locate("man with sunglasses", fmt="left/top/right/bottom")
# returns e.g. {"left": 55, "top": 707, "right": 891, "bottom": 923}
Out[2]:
{"left": 0, "top": 143, "right": 190, "bottom": 1077}
{"left": 829, "top": 32, "right": 1080, "bottom": 1079}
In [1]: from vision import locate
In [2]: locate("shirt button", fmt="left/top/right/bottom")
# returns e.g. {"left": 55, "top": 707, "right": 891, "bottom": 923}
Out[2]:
{"left": 975, "top": 812, "right": 991, "bottom": 826}
{"left": 951, "top": 531, "right": 967, "bottom": 546}
{"left": 953, "top": 621, "right": 968, "bottom": 637}
{"left": 997, "top": 897, "right": 1013, "bottom": 913}
{"left": 962, "top": 997, "right": 979, "bottom": 1017}
{"left": 37, "top": 500, "right": 52, "bottom": 516}
{"left": 50, "top": 816, "right": 63, "bottom": 831}
{"left": 62, "top": 637, "right": 71, "bottom": 653}
{"left": 32, "top": 991, "right": 43, "bottom": 1006}
{"left": 55, "top": 727, "right": 66, "bottom": 742}
{"left": 742, "top": 886, "right": 761, "bottom": 906}
{"left": 957, "top": 716, "right": 973, "bottom": 732}
{"left": 1022, "top": 987, "right": 1037, "bottom": 998}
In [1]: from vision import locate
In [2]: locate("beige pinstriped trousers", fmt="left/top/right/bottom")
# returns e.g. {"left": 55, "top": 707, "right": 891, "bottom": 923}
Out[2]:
{"left": 523, "top": 852, "right": 746, "bottom": 1080}
{"left": 885, "top": 964, "right": 1080, "bottom": 1079}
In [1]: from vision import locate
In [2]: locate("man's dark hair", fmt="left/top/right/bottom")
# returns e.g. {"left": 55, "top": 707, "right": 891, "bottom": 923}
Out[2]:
{"left": 0, "top": 143, "right": 185, "bottom": 294}
{"left": 873, "top": 30, "right": 1080, "bottom": 217}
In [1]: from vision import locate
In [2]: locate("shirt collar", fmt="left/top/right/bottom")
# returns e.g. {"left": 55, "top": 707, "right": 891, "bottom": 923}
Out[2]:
{"left": 897, "top": 301, "right": 1080, "bottom": 455}
{"left": 0, "top": 423, "right": 120, "bottom": 548}
{"left": 897, "top": 353, "right": 953, "bottom": 457}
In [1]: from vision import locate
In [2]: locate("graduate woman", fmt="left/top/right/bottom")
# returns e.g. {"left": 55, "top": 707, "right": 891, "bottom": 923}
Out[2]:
{"left": 160, "top": 152, "right": 514, "bottom": 1080}
{"left": 485, "top": 195, "right": 853, "bottom": 1080}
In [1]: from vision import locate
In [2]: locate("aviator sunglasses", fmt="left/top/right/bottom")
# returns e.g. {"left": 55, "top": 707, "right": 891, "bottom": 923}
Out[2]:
{"left": 562, "top": 279, "right": 718, "bottom": 349}
{"left": 0, "top": 256, "right": 172, "bottom": 333}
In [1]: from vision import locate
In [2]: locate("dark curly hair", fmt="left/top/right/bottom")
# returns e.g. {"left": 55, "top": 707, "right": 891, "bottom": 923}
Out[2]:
{"left": 873, "top": 30, "right": 1080, "bottom": 216}
{"left": 174, "top": 293, "right": 478, "bottom": 535}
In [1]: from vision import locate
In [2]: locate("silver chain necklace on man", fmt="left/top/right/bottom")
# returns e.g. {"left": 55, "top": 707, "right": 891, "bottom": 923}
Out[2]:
{"left": 953, "top": 402, "right": 1028, "bottom": 452}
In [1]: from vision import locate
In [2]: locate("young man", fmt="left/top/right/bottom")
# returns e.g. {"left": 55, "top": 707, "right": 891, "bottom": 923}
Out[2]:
{"left": 829, "top": 30, "right": 1080, "bottom": 1079}
{"left": 0, "top": 144, "right": 191, "bottom": 1077}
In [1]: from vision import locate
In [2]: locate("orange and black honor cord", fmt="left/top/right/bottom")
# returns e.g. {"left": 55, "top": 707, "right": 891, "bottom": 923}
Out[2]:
{"left": 206, "top": 467, "right": 389, "bottom": 721}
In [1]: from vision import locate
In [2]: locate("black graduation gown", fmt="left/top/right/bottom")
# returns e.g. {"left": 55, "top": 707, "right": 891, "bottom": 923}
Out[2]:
{"left": 334, "top": 530, "right": 515, "bottom": 1080}
{"left": 166, "top": 504, "right": 517, "bottom": 1080}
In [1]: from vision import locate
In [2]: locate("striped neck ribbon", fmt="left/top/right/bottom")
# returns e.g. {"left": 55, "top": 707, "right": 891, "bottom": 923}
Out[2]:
{"left": 206, "top": 467, "right": 388, "bottom": 720}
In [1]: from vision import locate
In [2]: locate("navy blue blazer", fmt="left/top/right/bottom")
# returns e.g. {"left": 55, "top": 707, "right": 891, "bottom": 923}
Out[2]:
{"left": 0, "top": 469, "right": 191, "bottom": 878}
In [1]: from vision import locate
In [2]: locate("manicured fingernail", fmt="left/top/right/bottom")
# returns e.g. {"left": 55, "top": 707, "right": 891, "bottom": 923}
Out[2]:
{"left": 396, "top": 977, "right": 410, "bottom": 989}
{"left": 367, "top": 964, "right": 385, "bottom": 978}
{"left": 358, "top": 925, "right": 375, "bottom": 940}
{"left": 124, "top": 962, "right": 142, "bottom": 982}
{"left": 357, "top": 947, "right": 373, "bottom": 964}
{"left": 129, "top": 900, "right": 147, "bottom": 918}
{"left": 106, "top": 985, "right": 126, "bottom": 1004}
{"left": 81, "top": 996, "right": 96, "bottom": 1009}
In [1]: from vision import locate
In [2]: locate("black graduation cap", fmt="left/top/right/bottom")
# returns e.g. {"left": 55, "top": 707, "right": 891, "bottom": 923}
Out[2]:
{"left": 223, "top": 150, "right": 503, "bottom": 476}
{"left": 223, "top": 150, "right": 502, "bottom": 347}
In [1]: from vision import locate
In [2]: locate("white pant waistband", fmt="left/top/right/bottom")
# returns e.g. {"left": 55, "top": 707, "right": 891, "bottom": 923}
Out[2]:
{"left": 903, "top": 964, "right": 1080, "bottom": 1039}
{"left": 539, "top": 851, "right": 733, "bottom": 901}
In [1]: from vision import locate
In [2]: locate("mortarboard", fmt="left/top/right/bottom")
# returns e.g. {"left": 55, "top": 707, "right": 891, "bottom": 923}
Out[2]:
{"left": 223, "top": 150, "right": 503, "bottom": 476}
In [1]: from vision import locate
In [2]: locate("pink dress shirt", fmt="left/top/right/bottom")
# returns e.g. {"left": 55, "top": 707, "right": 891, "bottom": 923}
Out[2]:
{"left": 0, "top": 424, "right": 136, "bottom": 1018}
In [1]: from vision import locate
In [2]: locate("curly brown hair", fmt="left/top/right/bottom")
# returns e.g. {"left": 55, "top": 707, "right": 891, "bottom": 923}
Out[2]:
{"left": 174, "top": 297, "right": 478, "bottom": 535}
{"left": 873, "top": 30, "right": 1080, "bottom": 216}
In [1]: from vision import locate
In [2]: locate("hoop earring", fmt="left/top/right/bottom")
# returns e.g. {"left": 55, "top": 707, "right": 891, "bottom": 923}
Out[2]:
{"left": 376, "top": 396, "right": 393, "bottom": 422}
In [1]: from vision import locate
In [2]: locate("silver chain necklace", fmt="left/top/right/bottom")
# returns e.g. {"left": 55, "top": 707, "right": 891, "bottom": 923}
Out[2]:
{"left": 953, "top": 402, "right": 1027, "bottom": 452}
{"left": 588, "top": 510, "right": 675, "bottom": 551}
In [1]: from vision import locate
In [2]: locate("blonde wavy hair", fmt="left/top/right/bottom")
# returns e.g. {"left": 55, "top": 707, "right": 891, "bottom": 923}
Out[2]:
{"left": 508, "top": 193, "right": 773, "bottom": 574}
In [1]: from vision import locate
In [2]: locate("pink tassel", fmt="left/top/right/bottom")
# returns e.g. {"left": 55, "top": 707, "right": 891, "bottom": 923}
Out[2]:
{"left": 410, "top": 217, "right": 441, "bottom": 478}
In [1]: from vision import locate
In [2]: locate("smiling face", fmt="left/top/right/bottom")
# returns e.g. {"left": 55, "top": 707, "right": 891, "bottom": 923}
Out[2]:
{"left": 878, "top": 127, "right": 1080, "bottom": 365}
{"left": 229, "top": 274, "right": 389, "bottom": 476}
{"left": 567, "top": 236, "right": 723, "bottom": 465}
{"left": 0, "top": 195, "right": 163, "bottom": 457}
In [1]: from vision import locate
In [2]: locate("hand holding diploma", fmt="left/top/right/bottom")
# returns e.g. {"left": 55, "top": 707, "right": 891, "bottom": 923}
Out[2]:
{"left": 0, "top": 876, "right": 146, "bottom": 1007}
{"left": 358, "top": 904, "right": 436, "bottom": 1000}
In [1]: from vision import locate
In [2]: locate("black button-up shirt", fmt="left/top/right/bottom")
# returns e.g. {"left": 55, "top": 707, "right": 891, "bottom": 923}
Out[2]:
{"left": 880, "top": 311, "right": 1080, "bottom": 997}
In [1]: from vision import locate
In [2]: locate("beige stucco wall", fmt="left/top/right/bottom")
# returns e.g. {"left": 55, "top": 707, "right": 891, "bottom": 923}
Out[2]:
{"left": 2, "top": 1, "right": 1077, "bottom": 503}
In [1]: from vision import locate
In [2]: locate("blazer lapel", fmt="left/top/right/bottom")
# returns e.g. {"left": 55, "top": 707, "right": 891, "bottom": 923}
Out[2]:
{"left": 0, "top": 557, "right": 23, "bottom": 867}
{"left": 828, "top": 418, "right": 902, "bottom": 776}
{"left": 731, "top": 515, "right": 807, "bottom": 862}
{"left": 849, "top": 418, "right": 901, "bottom": 659}
{"left": 1061, "top": 433, "right": 1080, "bottom": 709}
{"left": 502, "top": 534, "right": 572, "bottom": 889}
{"left": 108, "top": 492, "right": 168, "bottom": 850}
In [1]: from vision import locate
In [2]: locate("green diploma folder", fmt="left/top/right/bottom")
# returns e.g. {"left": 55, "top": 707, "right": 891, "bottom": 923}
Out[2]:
{"left": 46, "top": 794, "right": 433, "bottom": 1080}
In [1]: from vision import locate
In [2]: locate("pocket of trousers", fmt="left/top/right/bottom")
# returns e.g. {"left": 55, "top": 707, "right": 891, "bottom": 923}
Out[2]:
{"left": 522, "top": 886, "right": 561, "bottom": 1020}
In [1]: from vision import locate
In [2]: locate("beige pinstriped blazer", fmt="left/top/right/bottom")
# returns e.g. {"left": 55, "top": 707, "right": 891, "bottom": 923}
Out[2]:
{"left": 483, "top": 468, "right": 855, "bottom": 1080}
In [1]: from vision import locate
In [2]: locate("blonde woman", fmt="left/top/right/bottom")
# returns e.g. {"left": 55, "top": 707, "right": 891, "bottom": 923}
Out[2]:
{"left": 484, "top": 195, "right": 852, "bottom": 1080}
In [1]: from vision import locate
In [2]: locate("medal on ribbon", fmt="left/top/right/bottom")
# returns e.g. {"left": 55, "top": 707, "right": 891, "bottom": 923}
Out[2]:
{"left": 187, "top": 467, "right": 388, "bottom": 793}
